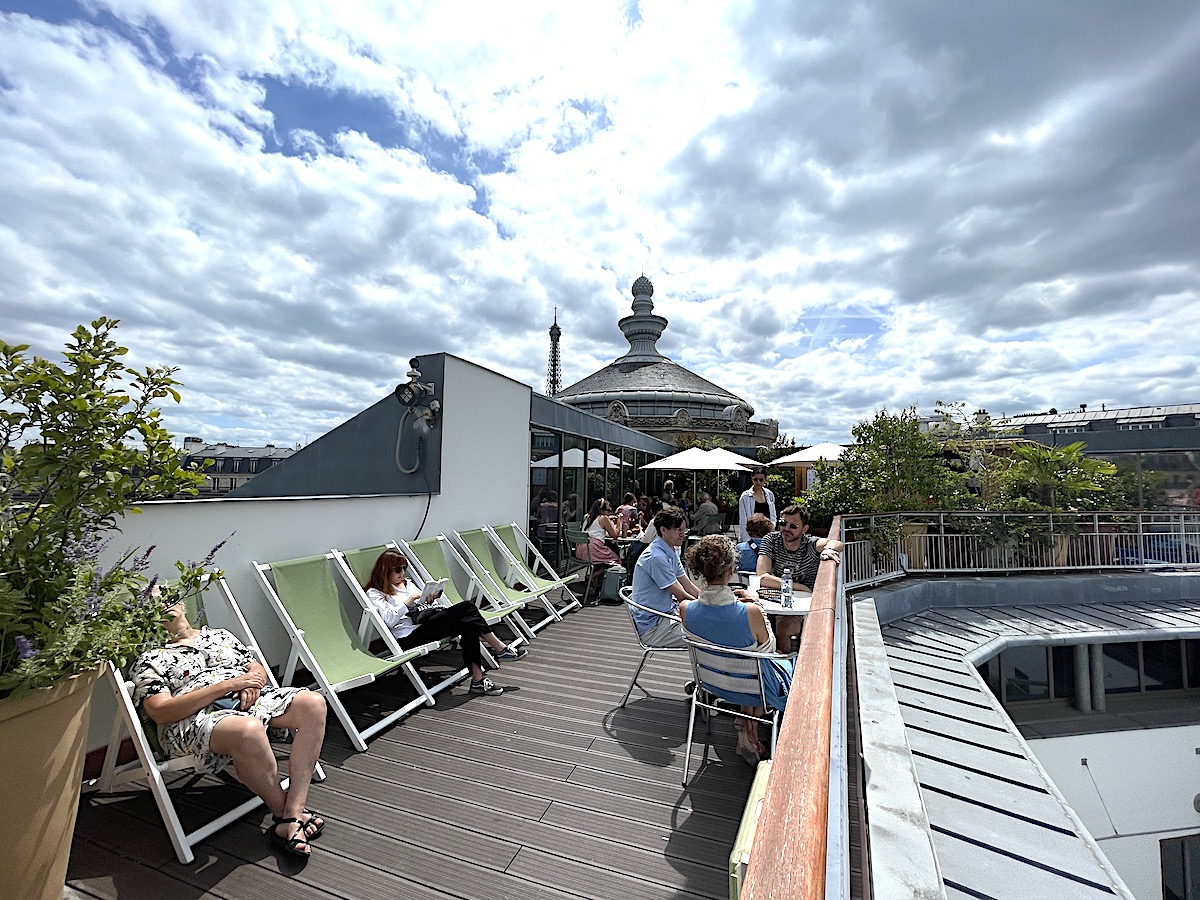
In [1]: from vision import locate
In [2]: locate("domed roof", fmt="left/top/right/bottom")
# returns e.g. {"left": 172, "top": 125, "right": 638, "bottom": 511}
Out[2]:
{"left": 556, "top": 276, "right": 754, "bottom": 415}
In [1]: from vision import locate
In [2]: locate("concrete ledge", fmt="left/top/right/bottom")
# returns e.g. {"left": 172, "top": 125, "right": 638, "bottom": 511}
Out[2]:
{"left": 860, "top": 571, "right": 1200, "bottom": 626}
{"left": 853, "top": 600, "right": 947, "bottom": 900}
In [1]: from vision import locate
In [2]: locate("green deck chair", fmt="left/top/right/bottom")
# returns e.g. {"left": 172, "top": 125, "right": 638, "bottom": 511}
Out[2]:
{"left": 86, "top": 574, "right": 325, "bottom": 864}
{"left": 488, "top": 522, "right": 582, "bottom": 622}
{"left": 398, "top": 535, "right": 534, "bottom": 646}
{"left": 253, "top": 554, "right": 443, "bottom": 752}
{"left": 330, "top": 543, "right": 470, "bottom": 697}
{"left": 451, "top": 527, "right": 565, "bottom": 634}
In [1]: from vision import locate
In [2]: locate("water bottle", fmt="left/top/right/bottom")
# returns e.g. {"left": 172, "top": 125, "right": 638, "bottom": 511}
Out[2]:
{"left": 780, "top": 567, "right": 793, "bottom": 608}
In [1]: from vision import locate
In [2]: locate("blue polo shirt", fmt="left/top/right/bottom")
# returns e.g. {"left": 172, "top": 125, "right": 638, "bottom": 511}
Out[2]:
{"left": 631, "top": 537, "right": 684, "bottom": 632}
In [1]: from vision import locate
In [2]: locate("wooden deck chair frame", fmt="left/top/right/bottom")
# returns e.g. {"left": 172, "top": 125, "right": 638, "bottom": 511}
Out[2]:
{"left": 86, "top": 574, "right": 326, "bottom": 864}
{"left": 617, "top": 586, "right": 691, "bottom": 708}
{"left": 486, "top": 522, "right": 582, "bottom": 625}
{"left": 449, "top": 527, "right": 565, "bottom": 634}
{"left": 329, "top": 544, "right": 474, "bottom": 695}
{"left": 398, "top": 535, "right": 535, "bottom": 645}
{"left": 253, "top": 555, "right": 444, "bottom": 752}
{"left": 682, "top": 635, "right": 789, "bottom": 785}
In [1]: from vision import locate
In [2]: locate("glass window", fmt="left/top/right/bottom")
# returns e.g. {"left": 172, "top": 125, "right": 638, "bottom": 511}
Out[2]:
{"left": 1001, "top": 646, "right": 1049, "bottom": 702}
{"left": 1163, "top": 836, "right": 1186, "bottom": 900}
{"left": 1051, "top": 646, "right": 1076, "bottom": 700}
{"left": 977, "top": 656, "right": 1001, "bottom": 700}
{"left": 1103, "top": 643, "right": 1140, "bottom": 694}
{"left": 561, "top": 436, "right": 585, "bottom": 527}
{"left": 1161, "top": 833, "right": 1200, "bottom": 900}
{"left": 529, "top": 429, "right": 562, "bottom": 532}
{"left": 1187, "top": 640, "right": 1200, "bottom": 689}
{"left": 1144, "top": 640, "right": 1185, "bottom": 691}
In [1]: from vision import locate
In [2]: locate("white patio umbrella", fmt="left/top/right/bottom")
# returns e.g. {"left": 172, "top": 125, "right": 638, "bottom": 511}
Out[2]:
{"left": 770, "top": 441, "right": 845, "bottom": 467}
{"left": 531, "top": 447, "right": 623, "bottom": 468}
{"left": 703, "top": 447, "right": 755, "bottom": 471}
{"left": 641, "top": 446, "right": 751, "bottom": 502}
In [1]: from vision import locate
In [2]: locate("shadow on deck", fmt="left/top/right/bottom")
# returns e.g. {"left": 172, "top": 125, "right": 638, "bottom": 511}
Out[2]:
{"left": 66, "top": 602, "right": 758, "bottom": 900}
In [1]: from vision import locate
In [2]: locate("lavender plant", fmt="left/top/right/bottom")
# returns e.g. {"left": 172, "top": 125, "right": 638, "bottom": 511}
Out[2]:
{"left": 0, "top": 319, "right": 212, "bottom": 696}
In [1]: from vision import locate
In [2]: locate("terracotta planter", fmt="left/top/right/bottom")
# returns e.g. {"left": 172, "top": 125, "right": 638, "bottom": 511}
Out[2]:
{"left": 0, "top": 666, "right": 103, "bottom": 900}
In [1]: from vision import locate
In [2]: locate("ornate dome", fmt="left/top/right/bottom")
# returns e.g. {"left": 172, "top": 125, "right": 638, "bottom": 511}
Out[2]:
{"left": 555, "top": 276, "right": 777, "bottom": 447}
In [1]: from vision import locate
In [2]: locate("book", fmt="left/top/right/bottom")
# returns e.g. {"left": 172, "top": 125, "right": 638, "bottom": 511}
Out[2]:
{"left": 417, "top": 578, "right": 448, "bottom": 607}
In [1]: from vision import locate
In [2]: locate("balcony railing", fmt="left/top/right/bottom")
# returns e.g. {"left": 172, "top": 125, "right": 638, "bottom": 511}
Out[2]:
{"left": 739, "top": 510, "right": 1200, "bottom": 899}
{"left": 842, "top": 510, "right": 1200, "bottom": 588}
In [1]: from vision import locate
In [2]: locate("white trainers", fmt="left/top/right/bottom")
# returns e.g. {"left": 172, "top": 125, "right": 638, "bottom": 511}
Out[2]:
{"left": 469, "top": 677, "right": 504, "bottom": 695}
{"left": 495, "top": 645, "right": 527, "bottom": 661}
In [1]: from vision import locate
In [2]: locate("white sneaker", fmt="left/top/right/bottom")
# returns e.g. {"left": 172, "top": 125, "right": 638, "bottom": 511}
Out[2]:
{"left": 469, "top": 677, "right": 504, "bottom": 695}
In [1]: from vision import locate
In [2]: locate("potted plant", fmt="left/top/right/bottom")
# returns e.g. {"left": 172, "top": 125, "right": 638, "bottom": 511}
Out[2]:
{"left": 0, "top": 318, "right": 208, "bottom": 900}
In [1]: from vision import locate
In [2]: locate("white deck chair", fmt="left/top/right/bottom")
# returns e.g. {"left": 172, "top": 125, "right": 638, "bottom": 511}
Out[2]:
{"left": 253, "top": 554, "right": 445, "bottom": 752}
{"left": 682, "top": 635, "right": 790, "bottom": 785}
{"left": 329, "top": 543, "right": 474, "bottom": 693}
{"left": 85, "top": 574, "right": 326, "bottom": 864}
{"left": 617, "top": 586, "right": 691, "bottom": 708}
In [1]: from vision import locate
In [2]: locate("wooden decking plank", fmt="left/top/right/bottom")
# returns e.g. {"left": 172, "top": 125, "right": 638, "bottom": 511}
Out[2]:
{"left": 505, "top": 845, "right": 724, "bottom": 900}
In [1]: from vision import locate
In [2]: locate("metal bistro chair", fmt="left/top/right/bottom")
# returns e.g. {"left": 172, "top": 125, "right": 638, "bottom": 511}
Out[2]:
{"left": 617, "top": 586, "right": 690, "bottom": 708}
{"left": 682, "top": 635, "right": 790, "bottom": 785}
{"left": 565, "top": 525, "right": 607, "bottom": 606}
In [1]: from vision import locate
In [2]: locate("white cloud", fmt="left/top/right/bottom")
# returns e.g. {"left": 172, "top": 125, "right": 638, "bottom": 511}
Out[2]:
{"left": 1, "top": 1, "right": 1198, "bottom": 450}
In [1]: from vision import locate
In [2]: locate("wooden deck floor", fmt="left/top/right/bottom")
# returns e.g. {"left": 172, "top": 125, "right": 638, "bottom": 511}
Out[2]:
{"left": 66, "top": 601, "right": 758, "bottom": 900}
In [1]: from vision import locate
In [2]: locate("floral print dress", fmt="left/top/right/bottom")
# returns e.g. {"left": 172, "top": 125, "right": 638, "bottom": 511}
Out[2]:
{"left": 131, "top": 627, "right": 301, "bottom": 775}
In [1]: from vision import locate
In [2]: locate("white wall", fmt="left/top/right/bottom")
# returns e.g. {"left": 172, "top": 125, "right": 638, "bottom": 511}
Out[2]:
{"left": 88, "top": 355, "right": 533, "bottom": 750}
{"left": 1031, "top": 726, "right": 1200, "bottom": 900}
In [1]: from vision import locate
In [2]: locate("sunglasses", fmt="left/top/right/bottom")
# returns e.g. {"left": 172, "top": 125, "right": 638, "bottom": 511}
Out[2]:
{"left": 778, "top": 520, "right": 802, "bottom": 531}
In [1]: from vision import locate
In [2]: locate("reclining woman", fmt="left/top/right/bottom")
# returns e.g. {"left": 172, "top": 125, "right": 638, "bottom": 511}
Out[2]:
{"left": 363, "top": 548, "right": 526, "bottom": 697}
{"left": 132, "top": 595, "right": 328, "bottom": 858}
{"left": 680, "top": 534, "right": 794, "bottom": 765}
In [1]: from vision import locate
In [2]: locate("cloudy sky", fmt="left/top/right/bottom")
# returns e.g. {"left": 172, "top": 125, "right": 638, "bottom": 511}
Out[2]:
{"left": 2, "top": 1, "right": 1198, "bottom": 448}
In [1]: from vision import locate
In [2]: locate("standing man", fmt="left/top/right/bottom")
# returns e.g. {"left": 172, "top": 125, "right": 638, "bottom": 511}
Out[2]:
{"left": 756, "top": 504, "right": 843, "bottom": 647}
{"left": 630, "top": 508, "right": 700, "bottom": 648}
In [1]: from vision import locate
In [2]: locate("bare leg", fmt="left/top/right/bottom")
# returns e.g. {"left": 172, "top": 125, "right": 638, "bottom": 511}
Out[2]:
{"left": 269, "top": 691, "right": 327, "bottom": 825}
{"left": 483, "top": 633, "right": 508, "bottom": 653}
{"left": 208, "top": 714, "right": 301, "bottom": 850}
{"left": 775, "top": 616, "right": 803, "bottom": 650}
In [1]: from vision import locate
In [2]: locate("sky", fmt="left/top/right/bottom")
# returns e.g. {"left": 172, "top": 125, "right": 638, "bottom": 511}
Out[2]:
{"left": 1, "top": 1, "right": 1198, "bottom": 448}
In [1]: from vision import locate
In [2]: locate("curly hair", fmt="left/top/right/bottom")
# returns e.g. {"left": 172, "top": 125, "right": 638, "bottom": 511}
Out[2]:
{"left": 686, "top": 534, "right": 736, "bottom": 584}
{"left": 745, "top": 512, "right": 773, "bottom": 539}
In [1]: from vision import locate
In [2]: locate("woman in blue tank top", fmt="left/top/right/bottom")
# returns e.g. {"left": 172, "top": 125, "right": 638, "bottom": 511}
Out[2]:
{"left": 680, "top": 535, "right": 794, "bottom": 764}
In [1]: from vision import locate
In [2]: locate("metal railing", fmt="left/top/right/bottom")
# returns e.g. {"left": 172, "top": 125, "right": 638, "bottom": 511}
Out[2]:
{"left": 739, "top": 509, "right": 1200, "bottom": 899}
{"left": 842, "top": 510, "right": 1200, "bottom": 588}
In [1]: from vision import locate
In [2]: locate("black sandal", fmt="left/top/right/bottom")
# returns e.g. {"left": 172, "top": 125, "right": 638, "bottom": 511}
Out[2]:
{"left": 269, "top": 818, "right": 312, "bottom": 858}
{"left": 273, "top": 810, "right": 324, "bottom": 840}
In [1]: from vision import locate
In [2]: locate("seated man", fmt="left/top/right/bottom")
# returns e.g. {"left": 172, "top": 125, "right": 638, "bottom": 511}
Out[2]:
{"left": 692, "top": 492, "right": 723, "bottom": 535}
{"left": 630, "top": 508, "right": 700, "bottom": 648}
{"left": 756, "top": 504, "right": 843, "bottom": 646}
{"left": 736, "top": 512, "right": 773, "bottom": 573}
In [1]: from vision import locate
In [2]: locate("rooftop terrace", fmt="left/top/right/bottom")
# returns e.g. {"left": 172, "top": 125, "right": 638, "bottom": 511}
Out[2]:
{"left": 66, "top": 601, "right": 758, "bottom": 900}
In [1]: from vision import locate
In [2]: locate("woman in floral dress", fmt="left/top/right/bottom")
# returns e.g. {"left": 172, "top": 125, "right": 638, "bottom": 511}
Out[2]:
{"left": 132, "top": 597, "right": 327, "bottom": 857}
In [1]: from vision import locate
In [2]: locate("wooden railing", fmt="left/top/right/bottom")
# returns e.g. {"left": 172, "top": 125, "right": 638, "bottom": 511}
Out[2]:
{"left": 741, "top": 516, "right": 842, "bottom": 900}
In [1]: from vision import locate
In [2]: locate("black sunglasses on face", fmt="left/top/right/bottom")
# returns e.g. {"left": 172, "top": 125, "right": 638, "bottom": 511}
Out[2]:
{"left": 778, "top": 520, "right": 802, "bottom": 530}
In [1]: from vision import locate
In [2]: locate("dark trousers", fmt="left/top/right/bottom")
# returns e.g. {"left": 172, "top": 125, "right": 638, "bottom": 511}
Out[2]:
{"left": 398, "top": 603, "right": 493, "bottom": 670}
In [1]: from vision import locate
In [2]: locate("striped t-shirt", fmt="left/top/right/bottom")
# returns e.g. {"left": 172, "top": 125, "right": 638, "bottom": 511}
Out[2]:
{"left": 758, "top": 531, "right": 820, "bottom": 589}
